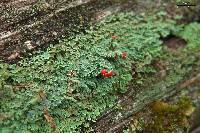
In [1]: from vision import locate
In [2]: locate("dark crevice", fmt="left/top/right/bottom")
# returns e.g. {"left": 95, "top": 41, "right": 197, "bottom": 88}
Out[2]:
{"left": 162, "top": 34, "right": 187, "bottom": 50}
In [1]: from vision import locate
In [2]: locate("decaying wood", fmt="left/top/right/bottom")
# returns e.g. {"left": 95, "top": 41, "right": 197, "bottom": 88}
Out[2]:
{"left": 1, "top": 0, "right": 199, "bottom": 63}
{"left": 0, "top": 0, "right": 130, "bottom": 62}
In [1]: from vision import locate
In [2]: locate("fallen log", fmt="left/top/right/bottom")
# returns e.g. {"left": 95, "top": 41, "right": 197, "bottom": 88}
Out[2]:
{"left": 1, "top": 1, "right": 200, "bottom": 133}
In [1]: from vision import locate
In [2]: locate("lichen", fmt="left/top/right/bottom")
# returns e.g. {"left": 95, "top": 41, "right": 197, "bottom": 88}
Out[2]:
{"left": 1, "top": 9, "right": 200, "bottom": 132}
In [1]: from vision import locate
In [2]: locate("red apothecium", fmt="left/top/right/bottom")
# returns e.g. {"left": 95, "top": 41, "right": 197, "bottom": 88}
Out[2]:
{"left": 100, "top": 69, "right": 107, "bottom": 76}
{"left": 105, "top": 70, "right": 113, "bottom": 77}
{"left": 111, "top": 36, "right": 118, "bottom": 40}
{"left": 122, "top": 51, "right": 127, "bottom": 59}
{"left": 100, "top": 69, "right": 113, "bottom": 78}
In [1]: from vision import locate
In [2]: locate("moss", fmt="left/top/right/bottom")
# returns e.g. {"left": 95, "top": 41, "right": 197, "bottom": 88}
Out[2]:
{"left": 142, "top": 97, "right": 195, "bottom": 133}
{"left": 197, "top": 89, "right": 200, "bottom": 96}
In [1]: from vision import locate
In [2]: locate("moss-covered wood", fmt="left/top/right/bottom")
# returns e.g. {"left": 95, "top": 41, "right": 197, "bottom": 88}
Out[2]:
{"left": 0, "top": 0, "right": 200, "bottom": 133}
{"left": 94, "top": 46, "right": 200, "bottom": 132}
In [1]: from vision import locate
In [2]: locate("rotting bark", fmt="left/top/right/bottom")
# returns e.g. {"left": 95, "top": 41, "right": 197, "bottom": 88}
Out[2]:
{"left": 1, "top": 0, "right": 199, "bottom": 63}
{"left": 0, "top": 0, "right": 132, "bottom": 62}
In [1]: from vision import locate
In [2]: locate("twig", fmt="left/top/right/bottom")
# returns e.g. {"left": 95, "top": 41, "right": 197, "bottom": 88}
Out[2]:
{"left": 178, "top": 72, "right": 200, "bottom": 89}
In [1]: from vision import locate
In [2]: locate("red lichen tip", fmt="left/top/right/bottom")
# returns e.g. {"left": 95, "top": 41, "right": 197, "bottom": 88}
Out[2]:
{"left": 111, "top": 36, "right": 118, "bottom": 40}
{"left": 105, "top": 70, "right": 113, "bottom": 77}
{"left": 100, "top": 69, "right": 107, "bottom": 76}
{"left": 122, "top": 51, "right": 127, "bottom": 59}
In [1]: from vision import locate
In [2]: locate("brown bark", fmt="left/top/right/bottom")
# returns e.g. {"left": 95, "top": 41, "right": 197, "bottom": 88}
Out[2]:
{"left": 0, "top": 0, "right": 129, "bottom": 62}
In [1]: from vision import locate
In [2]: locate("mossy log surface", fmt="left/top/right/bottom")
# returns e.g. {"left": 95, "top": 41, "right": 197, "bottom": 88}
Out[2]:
{"left": 1, "top": 0, "right": 200, "bottom": 133}
{"left": 93, "top": 1, "right": 200, "bottom": 132}
{"left": 93, "top": 46, "right": 200, "bottom": 132}
{"left": 94, "top": 76, "right": 200, "bottom": 133}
